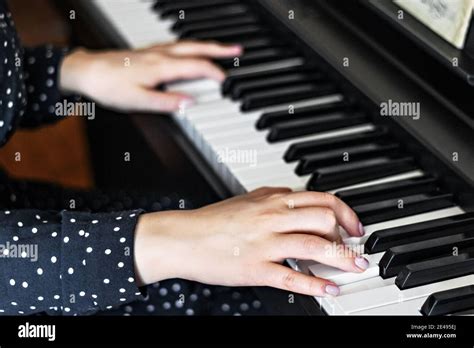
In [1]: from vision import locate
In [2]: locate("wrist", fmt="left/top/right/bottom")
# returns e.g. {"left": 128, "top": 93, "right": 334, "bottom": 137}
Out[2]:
{"left": 59, "top": 48, "right": 96, "bottom": 96}
{"left": 133, "top": 210, "right": 192, "bottom": 286}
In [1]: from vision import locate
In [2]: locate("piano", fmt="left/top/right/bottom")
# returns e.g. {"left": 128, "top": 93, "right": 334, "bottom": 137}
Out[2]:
{"left": 62, "top": 0, "right": 474, "bottom": 316}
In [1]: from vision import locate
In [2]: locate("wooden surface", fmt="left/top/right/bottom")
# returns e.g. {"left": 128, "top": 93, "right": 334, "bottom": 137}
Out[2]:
{"left": 0, "top": 0, "right": 93, "bottom": 189}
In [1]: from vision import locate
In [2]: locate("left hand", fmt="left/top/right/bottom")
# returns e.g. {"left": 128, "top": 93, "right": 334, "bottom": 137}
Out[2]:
{"left": 59, "top": 41, "right": 242, "bottom": 113}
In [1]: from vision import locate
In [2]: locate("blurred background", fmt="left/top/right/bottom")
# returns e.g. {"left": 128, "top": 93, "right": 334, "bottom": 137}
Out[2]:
{"left": 0, "top": 0, "right": 93, "bottom": 189}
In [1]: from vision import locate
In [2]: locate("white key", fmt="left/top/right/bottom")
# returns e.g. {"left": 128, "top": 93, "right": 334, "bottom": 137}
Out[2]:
{"left": 333, "top": 275, "right": 474, "bottom": 314}
{"left": 353, "top": 297, "right": 425, "bottom": 315}
{"left": 308, "top": 253, "right": 383, "bottom": 286}
{"left": 92, "top": 0, "right": 176, "bottom": 48}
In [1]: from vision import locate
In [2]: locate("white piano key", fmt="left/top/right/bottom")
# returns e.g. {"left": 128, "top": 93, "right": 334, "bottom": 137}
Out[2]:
{"left": 308, "top": 253, "right": 383, "bottom": 286}
{"left": 166, "top": 79, "right": 221, "bottom": 97}
{"left": 92, "top": 0, "right": 176, "bottom": 48}
{"left": 353, "top": 297, "right": 425, "bottom": 316}
{"left": 333, "top": 275, "right": 474, "bottom": 314}
{"left": 339, "top": 276, "right": 393, "bottom": 295}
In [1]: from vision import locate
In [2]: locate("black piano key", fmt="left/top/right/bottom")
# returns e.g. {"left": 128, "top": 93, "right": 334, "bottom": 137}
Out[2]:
{"left": 421, "top": 285, "right": 474, "bottom": 316}
{"left": 183, "top": 24, "right": 266, "bottom": 42}
{"left": 284, "top": 126, "right": 388, "bottom": 162}
{"left": 241, "top": 83, "right": 338, "bottom": 112}
{"left": 395, "top": 253, "right": 474, "bottom": 290}
{"left": 217, "top": 47, "right": 300, "bottom": 70}
{"left": 336, "top": 176, "right": 437, "bottom": 206}
{"left": 257, "top": 99, "right": 349, "bottom": 130}
{"left": 295, "top": 142, "right": 400, "bottom": 176}
{"left": 354, "top": 192, "right": 455, "bottom": 226}
{"left": 160, "top": 2, "right": 245, "bottom": 19}
{"left": 223, "top": 64, "right": 311, "bottom": 95}
{"left": 267, "top": 112, "right": 367, "bottom": 143}
{"left": 307, "top": 157, "right": 417, "bottom": 192}
{"left": 172, "top": 12, "right": 249, "bottom": 31}
{"left": 365, "top": 212, "right": 474, "bottom": 254}
{"left": 378, "top": 230, "right": 474, "bottom": 278}
{"left": 166, "top": 4, "right": 249, "bottom": 22}
{"left": 153, "top": 0, "right": 237, "bottom": 11}
{"left": 230, "top": 70, "right": 321, "bottom": 99}
{"left": 236, "top": 37, "right": 284, "bottom": 51}
{"left": 176, "top": 15, "right": 259, "bottom": 37}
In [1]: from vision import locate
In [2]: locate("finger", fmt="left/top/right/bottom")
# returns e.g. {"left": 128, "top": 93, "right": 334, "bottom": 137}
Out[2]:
{"left": 271, "top": 207, "right": 342, "bottom": 243}
{"left": 283, "top": 191, "right": 363, "bottom": 237}
{"left": 131, "top": 88, "right": 194, "bottom": 113}
{"left": 159, "top": 57, "right": 227, "bottom": 82}
{"left": 260, "top": 263, "right": 340, "bottom": 297}
{"left": 158, "top": 41, "right": 243, "bottom": 58}
{"left": 272, "top": 234, "right": 368, "bottom": 273}
{"left": 249, "top": 187, "right": 292, "bottom": 197}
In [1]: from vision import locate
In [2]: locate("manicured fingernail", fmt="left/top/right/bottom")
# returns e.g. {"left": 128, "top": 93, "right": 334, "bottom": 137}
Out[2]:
{"left": 358, "top": 222, "right": 365, "bottom": 236}
{"left": 231, "top": 44, "right": 243, "bottom": 54}
{"left": 355, "top": 256, "right": 369, "bottom": 271}
{"left": 325, "top": 284, "right": 340, "bottom": 296}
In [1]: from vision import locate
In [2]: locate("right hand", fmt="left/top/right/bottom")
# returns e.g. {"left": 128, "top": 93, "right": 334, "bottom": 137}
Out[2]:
{"left": 134, "top": 187, "right": 368, "bottom": 297}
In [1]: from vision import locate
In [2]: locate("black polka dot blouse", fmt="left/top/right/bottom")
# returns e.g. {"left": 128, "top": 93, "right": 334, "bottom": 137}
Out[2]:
{"left": 0, "top": 1, "right": 145, "bottom": 315}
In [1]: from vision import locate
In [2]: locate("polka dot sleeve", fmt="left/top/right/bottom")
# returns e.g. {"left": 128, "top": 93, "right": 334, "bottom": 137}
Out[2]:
{"left": 20, "top": 46, "right": 73, "bottom": 128}
{"left": 0, "top": 209, "right": 145, "bottom": 316}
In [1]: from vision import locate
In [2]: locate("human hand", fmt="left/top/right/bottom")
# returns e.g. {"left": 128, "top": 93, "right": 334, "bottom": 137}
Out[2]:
{"left": 59, "top": 41, "right": 242, "bottom": 113}
{"left": 134, "top": 187, "right": 368, "bottom": 297}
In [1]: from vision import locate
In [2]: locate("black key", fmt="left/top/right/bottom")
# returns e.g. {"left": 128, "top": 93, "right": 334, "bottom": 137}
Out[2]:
{"left": 336, "top": 176, "right": 437, "bottom": 206}
{"left": 268, "top": 112, "right": 367, "bottom": 143}
{"left": 236, "top": 37, "right": 284, "bottom": 51}
{"left": 365, "top": 212, "right": 474, "bottom": 254}
{"left": 154, "top": 0, "right": 238, "bottom": 8}
{"left": 241, "top": 83, "right": 337, "bottom": 112}
{"left": 157, "top": 0, "right": 239, "bottom": 16}
{"left": 223, "top": 65, "right": 311, "bottom": 95}
{"left": 177, "top": 15, "right": 259, "bottom": 36}
{"left": 296, "top": 142, "right": 400, "bottom": 176}
{"left": 421, "top": 285, "right": 474, "bottom": 316}
{"left": 160, "top": 2, "right": 246, "bottom": 19}
{"left": 395, "top": 253, "right": 474, "bottom": 290}
{"left": 307, "top": 157, "right": 417, "bottom": 192}
{"left": 218, "top": 47, "right": 299, "bottom": 70}
{"left": 379, "top": 229, "right": 474, "bottom": 278}
{"left": 257, "top": 99, "right": 349, "bottom": 129}
{"left": 230, "top": 70, "right": 321, "bottom": 99}
{"left": 183, "top": 24, "right": 266, "bottom": 41}
{"left": 354, "top": 192, "right": 455, "bottom": 226}
{"left": 166, "top": 4, "right": 249, "bottom": 22}
{"left": 284, "top": 126, "right": 388, "bottom": 162}
{"left": 172, "top": 12, "right": 250, "bottom": 31}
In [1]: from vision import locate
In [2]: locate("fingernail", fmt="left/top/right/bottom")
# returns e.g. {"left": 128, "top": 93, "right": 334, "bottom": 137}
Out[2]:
{"left": 358, "top": 222, "right": 365, "bottom": 236}
{"left": 355, "top": 256, "right": 369, "bottom": 271}
{"left": 325, "top": 284, "right": 340, "bottom": 296}
{"left": 231, "top": 44, "right": 243, "bottom": 53}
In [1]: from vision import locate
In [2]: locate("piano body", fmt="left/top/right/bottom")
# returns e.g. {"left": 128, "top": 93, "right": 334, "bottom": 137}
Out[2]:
{"left": 62, "top": 0, "right": 474, "bottom": 316}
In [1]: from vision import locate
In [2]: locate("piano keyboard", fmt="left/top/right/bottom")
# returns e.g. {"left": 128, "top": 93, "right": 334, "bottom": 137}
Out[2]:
{"left": 90, "top": 0, "right": 474, "bottom": 316}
